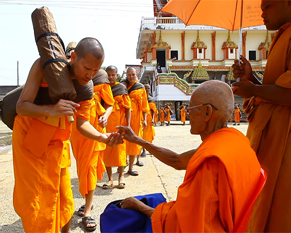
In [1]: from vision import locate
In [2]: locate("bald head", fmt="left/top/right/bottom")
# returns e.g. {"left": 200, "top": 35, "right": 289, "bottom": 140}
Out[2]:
{"left": 191, "top": 80, "right": 234, "bottom": 122}
{"left": 75, "top": 37, "right": 104, "bottom": 60}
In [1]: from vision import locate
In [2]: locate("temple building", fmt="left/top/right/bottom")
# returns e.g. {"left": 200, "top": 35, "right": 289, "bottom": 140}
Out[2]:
{"left": 133, "top": 0, "right": 272, "bottom": 121}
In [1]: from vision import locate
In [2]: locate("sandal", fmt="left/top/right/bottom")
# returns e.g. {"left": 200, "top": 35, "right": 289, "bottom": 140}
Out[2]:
{"left": 117, "top": 177, "right": 125, "bottom": 189}
{"left": 136, "top": 160, "right": 144, "bottom": 166}
{"left": 102, "top": 181, "right": 113, "bottom": 189}
{"left": 127, "top": 169, "right": 139, "bottom": 176}
{"left": 82, "top": 216, "right": 97, "bottom": 232}
{"left": 77, "top": 204, "right": 93, "bottom": 217}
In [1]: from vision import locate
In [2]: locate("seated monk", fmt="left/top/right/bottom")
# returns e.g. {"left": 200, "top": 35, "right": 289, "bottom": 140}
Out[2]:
{"left": 117, "top": 80, "right": 262, "bottom": 232}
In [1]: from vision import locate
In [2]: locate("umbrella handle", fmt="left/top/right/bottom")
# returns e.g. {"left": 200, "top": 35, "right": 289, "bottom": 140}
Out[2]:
{"left": 67, "top": 115, "right": 74, "bottom": 123}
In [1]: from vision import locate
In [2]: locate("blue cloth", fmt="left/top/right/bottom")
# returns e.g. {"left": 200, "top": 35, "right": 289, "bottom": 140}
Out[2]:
{"left": 100, "top": 193, "right": 166, "bottom": 233}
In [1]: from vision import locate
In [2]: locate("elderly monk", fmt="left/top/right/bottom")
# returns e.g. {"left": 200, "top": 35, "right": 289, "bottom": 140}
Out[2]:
{"left": 70, "top": 68, "right": 114, "bottom": 231}
{"left": 140, "top": 84, "right": 157, "bottom": 158}
{"left": 117, "top": 80, "right": 262, "bottom": 232}
{"left": 103, "top": 65, "right": 131, "bottom": 189}
{"left": 13, "top": 38, "right": 122, "bottom": 233}
{"left": 232, "top": 1, "right": 291, "bottom": 231}
{"left": 122, "top": 67, "right": 149, "bottom": 176}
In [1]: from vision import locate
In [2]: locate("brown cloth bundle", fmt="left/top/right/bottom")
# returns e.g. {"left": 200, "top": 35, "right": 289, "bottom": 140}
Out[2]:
{"left": 31, "top": 6, "right": 76, "bottom": 103}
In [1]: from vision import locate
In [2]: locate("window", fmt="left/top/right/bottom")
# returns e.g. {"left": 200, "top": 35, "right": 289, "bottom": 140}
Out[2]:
{"left": 199, "top": 48, "right": 202, "bottom": 53}
{"left": 171, "top": 50, "right": 178, "bottom": 60}
{"left": 249, "top": 50, "right": 256, "bottom": 60}
{"left": 230, "top": 48, "right": 234, "bottom": 54}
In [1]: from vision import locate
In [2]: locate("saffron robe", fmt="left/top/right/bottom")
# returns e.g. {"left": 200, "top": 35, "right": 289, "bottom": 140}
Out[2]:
{"left": 103, "top": 83, "right": 131, "bottom": 167}
{"left": 244, "top": 23, "right": 291, "bottom": 232}
{"left": 151, "top": 128, "right": 261, "bottom": 233}
{"left": 165, "top": 108, "right": 171, "bottom": 121}
{"left": 180, "top": 107, "right": 186, "bottom": 123}
{"left": 12, "top": 91, "right": 91, "bottom": 233}
{"left": 234, "top": 108, "right": 241, "bottom": 123}
{"left": 154, "top": 109, "right": 159, "bottom": 124}
{"left": 160, "top": 109, "right": 165, "bottom": 123}
{"left": 71, "top": 83, "right": 114, "bottom": 198}
{"left": 126, "top": 82, "right": 149, "bottom": 155}
{"left": 143, "top": 99, "right": 157, "bottom": 143}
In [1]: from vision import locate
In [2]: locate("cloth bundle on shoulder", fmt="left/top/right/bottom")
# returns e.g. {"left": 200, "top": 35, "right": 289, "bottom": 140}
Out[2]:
{"left": 31, "top": 6, "right": 76, "bottom": 103}
{"left": 100, "top": 193, "right": 166, "bottom": 233}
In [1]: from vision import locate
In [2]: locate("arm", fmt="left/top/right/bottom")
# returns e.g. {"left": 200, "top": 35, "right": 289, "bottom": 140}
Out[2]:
{"left": 125, "top": 107, "right": 131, "bottom": 126}
{"left": 77, "top": 117, "right": 122, "bottom": 146}
{"left": 16, "top": 58, "right": 79, "bottom": 118}
{"left": 98, "top": 103, "right": 113, "bottom": 128}
{"left": 120, "top": 197, "right": 154, "bottom": 217}
{"left": 117, "top": 126, "right": 196, "bottom": 170}
{"left": 142, "top": 111, "right": 147, "bottom": 129}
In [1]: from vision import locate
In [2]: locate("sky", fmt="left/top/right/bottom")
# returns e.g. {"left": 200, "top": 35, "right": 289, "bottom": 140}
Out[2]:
{"left": 0, "top": 0, "right": 153, "bottom": 85}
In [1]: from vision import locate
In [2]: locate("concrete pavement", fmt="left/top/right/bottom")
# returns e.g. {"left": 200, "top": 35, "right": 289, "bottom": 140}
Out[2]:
{"left": 0, "top": 120, "right": 248, "bottom": 233}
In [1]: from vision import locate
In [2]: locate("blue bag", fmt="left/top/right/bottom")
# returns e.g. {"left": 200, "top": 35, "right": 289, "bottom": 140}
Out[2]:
{"left": 100, "top": 193, "right": 166, "bottom": 233}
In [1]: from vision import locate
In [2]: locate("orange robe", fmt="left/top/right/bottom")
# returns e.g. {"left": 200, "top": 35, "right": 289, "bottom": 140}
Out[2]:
{"left": 160, "top": 109, "right": 165, "bottom": 123}
{"left": 12, "top": 96, "right": 91, "bottom": 233}
{"left": 154, "top": 109, "right": 159, "bottom": 124}
{"left": 234, "top": 108, "right": 241, "bottom": 123}
{"left": 165, "top": 108, "right": 171, "bottom": 121}
{"left": 151, "top": 128, "right": 262, "bottom": 233}
{"left": 180, "top": 107, "right": 186, "bottom": 123}
{"left": 126, "top": 83, "right": 149, "bottom": 156}
{"left": 244, "top": 23, "right": 291, "bottom": 232}
{"left": 71, "top": 83, "right": 114, "bottom": 197}
{"left": 103, "top": 84, "right": 131, "bottom": 167}
{"left": 143, "top": 102, "right": 157, "bottom": 143}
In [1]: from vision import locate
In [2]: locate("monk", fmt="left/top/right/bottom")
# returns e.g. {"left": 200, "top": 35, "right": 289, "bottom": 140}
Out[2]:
{"left": 70, "top": 68, "right": 114, "bottom": 230}
{"left": 154, "top": 107, "right": 159, "bottom": 126}
{"left": 103, "top": 65, "right": 131, "bottom": 189}
{"left": 13, "top": 38, "right": 122, "bottom": 233}
{"left": 179, "top": 103, "right": 186, "bottom": 125}
{"left": 232, "top": 1, "right": 291, "bottom": 231}
{"left": 140, "top": 84, "right": 157, "bottom": 158}
{"left": 233, "top": 104, "right": 241, "bottom": 126}
{"left": 165, "top": 104, "right": 171, "bottom": 126}
{"left": 118, "top": 80, "right": 262, "bottom": 232}
{"left": 122, "top": 67, "right": 149, "bottom": 175}
{"left": 160, "top": 106, "right": 165, "bottom": 126}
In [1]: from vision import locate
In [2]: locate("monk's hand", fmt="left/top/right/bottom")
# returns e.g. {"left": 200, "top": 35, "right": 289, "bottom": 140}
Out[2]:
{"left": 116, "top": 126, "right": 139, "bottom": 143}
{"left": 101, "top": 132, "right": 123, "bottom": 147}
{"left": 232, "top": 56, "right": 253, "bottom": 82}
{"left": 151, "top": 120, "right": 154, "bottom": 126}
{"left": 120, "top": 197, "right": 155, "bottom": 217}
{"left": 51, "top": 99, "right": 80, "bottom": 118}
{"left": 98, "top": 114, "right": 108, "bottom": 128}
{"left": 142, "top": 120, "right": 147, "bottom": 129}
{"left": 232, "top": 80, "right": 256, "bottom": 98}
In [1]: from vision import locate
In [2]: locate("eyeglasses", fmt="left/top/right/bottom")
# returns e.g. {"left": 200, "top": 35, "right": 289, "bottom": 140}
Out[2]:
{"left": 186, "top": 103, "right": 218, "bottom": 114}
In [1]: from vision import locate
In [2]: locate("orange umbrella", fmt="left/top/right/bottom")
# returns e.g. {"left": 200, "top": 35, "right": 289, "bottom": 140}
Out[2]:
{"left": 161, "top": 0, "right": 263, "bottom": 31}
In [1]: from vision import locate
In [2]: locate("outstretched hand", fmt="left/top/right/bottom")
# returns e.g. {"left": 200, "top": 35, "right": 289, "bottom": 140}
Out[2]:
{"left": 120, "top": 197, "right": 154, "bottom": 217}
{"left": 102, "top": 132, "right": 124, "bottom": 147}
{"left": 116, "top": 125, "right": 139, "bottom": 143}
{"left": 232, "top": 80, "right": 255, "bottom": 98}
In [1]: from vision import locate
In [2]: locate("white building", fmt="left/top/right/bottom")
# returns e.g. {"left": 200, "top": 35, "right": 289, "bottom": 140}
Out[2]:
{"left": 134, "top": 1, "right": 272, "bottom": 120}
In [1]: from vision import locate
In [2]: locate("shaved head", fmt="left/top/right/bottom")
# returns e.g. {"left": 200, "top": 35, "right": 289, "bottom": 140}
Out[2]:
{"left": 191, "top": 80, "right": 234, "bottom": 122}
{"left": 75, "top": 37, "right": 104, "bottom": 60}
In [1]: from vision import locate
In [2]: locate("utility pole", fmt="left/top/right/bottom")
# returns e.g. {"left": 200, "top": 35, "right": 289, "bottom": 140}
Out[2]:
{"left": 17, "top": 61, "right": 19, "bottom": 86}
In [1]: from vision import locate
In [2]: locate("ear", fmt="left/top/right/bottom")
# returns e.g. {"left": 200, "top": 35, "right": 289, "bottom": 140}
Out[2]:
{"left": 70, "top": 51, "right": 77, "bottom": 63}
{"left": 204, "top": 105, "right": 213, "bottom": 122}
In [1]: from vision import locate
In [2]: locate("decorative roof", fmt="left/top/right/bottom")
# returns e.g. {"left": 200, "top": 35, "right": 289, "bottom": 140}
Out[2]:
{"left": 192, "top": 61, "right": 209, "bottom": 80}
{"left": 152, "top": 31, "right": 171, "bottom": 48}
{"left": 258, "top": 31, "right": 271, "bottom": 50}
{"left": 191, "top": 31, "right": 207, "bottom": 49}
{"left": 222, "top": 31, "right": 238, "bottom": 49}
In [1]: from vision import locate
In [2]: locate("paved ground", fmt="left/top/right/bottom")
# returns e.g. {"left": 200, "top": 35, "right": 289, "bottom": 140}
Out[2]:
{"left": 0, "top": 120, "right": 248, "bottom": 233}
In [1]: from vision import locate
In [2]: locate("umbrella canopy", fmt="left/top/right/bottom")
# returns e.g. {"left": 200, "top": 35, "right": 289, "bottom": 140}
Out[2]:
{"left": 161, "top": 0, "right": 263, "bottom": 31}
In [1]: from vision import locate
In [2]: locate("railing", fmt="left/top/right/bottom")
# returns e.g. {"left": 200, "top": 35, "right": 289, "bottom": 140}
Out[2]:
{"left": 157, "top": 73, "right": 199, "bottom": 95}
